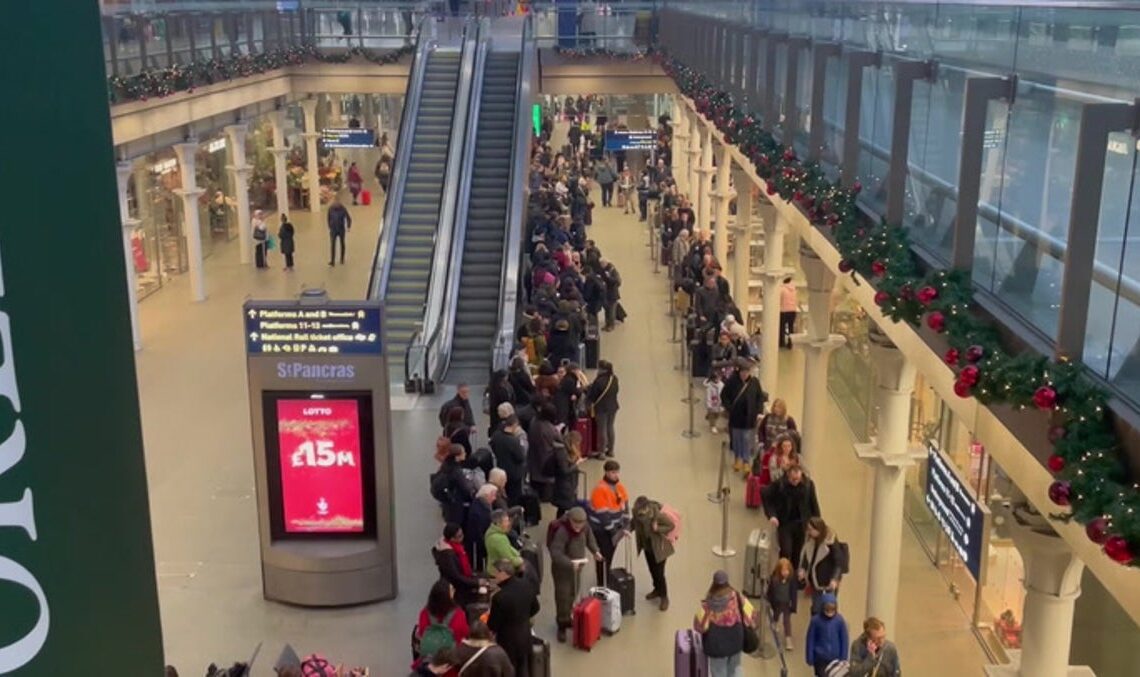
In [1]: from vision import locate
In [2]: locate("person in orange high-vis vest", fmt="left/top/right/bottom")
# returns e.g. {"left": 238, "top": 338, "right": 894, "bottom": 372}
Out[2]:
{"left": 589, "top": 459, "right": 630, "bottom": 583}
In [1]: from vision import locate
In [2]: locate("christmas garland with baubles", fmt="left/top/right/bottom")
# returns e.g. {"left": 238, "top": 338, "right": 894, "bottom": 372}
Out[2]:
{"left": 108, "top": 44, "right": 414, "bottom": 104}
{"left": 655, "top": 51, "right": 1138, "bottom": 567}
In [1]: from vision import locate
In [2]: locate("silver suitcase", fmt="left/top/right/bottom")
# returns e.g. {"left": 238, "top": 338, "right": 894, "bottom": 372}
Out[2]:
{"left": 589, "top": 586, "right": 622, "bottom": 634}
{"left": 743, "top": 527, "right": 770, "bottom": 598}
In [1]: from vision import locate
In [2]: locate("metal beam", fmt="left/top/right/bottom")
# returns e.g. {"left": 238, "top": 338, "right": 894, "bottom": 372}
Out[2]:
{"left": 887, "top": 59, "right": 937, "bottom": 225}
{"left": 750, "top": 28, "right": 769, "bottom": 117}
{"left": 952, "top": 76, "right": 1014, "bottom": 270}
{"left": 765, "top": 33, "right": 788, "bottom": 129}
{"left": 842, "top": 50, "right": 881, "bottom": 188}
{"left": 809, "top": 42, "right": 841, "bottom": 162}
{"left": 784, "top": 37, "right": 811, "bottom": 142}
{"left": 1056, "top": 101, "right": 1139, "bottom": 360}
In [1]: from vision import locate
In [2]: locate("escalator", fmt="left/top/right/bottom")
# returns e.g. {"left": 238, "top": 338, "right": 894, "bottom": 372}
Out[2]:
{"left": 447, "top": 51, "right": 521, "bottom": 379}
{"left": 378, "top": 49, "right": 463, "bottom": 371}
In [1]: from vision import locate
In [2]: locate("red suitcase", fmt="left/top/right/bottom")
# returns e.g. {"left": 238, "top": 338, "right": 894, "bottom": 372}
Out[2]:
{"left": 574, "top": 416, "right": 597, "bottom": 457}
{"left": 573, "top": 596, "right": 603, "bottom": 651}
{"left": 360, "top": 189, "right": 372, "bottom": 206}
{"left": 745, "top": 474, "right": 763, "bottom": 509}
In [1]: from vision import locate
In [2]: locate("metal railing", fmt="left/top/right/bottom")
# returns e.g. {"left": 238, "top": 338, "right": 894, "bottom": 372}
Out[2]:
{"left": 418, "top": 18, "right": 488, "bottom": 389}
{"left": 492, "top": 14, "right": 537, "bottom": 373}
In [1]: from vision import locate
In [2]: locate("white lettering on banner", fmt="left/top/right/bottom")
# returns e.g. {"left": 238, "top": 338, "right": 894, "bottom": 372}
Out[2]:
{"left": 275, "top": 362, "right": 356, "bottom": 380}
{"left": 291, "top": 440, "right": 355, "bottom": 468}
{"left": 0, "top": 247, "right": 50, "bottom": 672}
{"left": 302, "top": 408, "right": 333, "bottom": 416}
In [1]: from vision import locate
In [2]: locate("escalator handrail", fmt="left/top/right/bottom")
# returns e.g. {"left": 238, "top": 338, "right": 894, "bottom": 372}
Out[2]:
{"left": 491, "top": 14, "right": 536, "bottom": 373}
{"left": 417, "top": 19, "right": 482, "bottom": 386}
{"left": 368, "top": 13, "right": 431, "bottom": 301}
{"left": 425, "top": 19, "right": 489, "bottom": 384}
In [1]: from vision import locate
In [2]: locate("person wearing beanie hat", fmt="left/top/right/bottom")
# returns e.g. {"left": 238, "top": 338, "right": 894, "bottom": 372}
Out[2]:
{"left": 694, "top": 569, "right": 756, "bottom": 677}
{"left": 589, "top": 458, "right": 630, "bottom": 583}
{"left": 548, "top": 505, "right": 601, "bottom": 642}
{"left": 720, "top": 356, "right": 768, "bottom": 474}
{"left": 806, "top": 592, "right": 849, "bottom": 676}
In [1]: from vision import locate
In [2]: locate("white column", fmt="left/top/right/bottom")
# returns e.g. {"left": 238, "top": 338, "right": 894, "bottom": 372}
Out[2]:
{"left": 269, "top": 111, "right": 291, "bottom": 218}
{"left": 985, "top": 507, "right": 1094, "bottom": 677}
{"left": 172, "top": 143, "right": 207, "bottom": 302}
{"left": 759, "top": 203, "right": 789, "bottom": 395}
{"left": 698, "top": 126, "right": 713, "bottom": 234}
{"left": 713, "top": 144, "right": 733, "bottom": 268}
{"left": 225, "top": 123, "right": 253, "bottom": 265}
{"left": 795, "top": 246, "right": 844, "bottom": 466}
{"left": 300, "top": 99, "right": 321, "bottom": 214}
{"left": 687, "top": 115, "right": 701, "bottom": 206}
{"left": 672, "top": 107, "right": 690, "bottom": 195}
{"left": 114, "top": 162, "right": 142, "bottom": 351}
{"left": 853, "top": 325, "right": 917, "bottom": 633}
{"left": 731, "top": 168, "right": 753, "bottom": 308}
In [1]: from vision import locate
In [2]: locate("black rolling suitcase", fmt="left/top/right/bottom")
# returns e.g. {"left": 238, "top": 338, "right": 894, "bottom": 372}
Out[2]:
{"left": 530, "top": 634, "right": 551, "bottom": 677}
{"left": 608, "top": 534, "right": 636, "bottom": 615}
{"left": 585, "top": 318, "right": 600, "bottom": 368}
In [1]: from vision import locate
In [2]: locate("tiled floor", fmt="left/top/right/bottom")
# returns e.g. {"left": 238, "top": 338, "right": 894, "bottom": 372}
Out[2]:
{"left": 136, "top": 157, "right": 989, "bottom": 675}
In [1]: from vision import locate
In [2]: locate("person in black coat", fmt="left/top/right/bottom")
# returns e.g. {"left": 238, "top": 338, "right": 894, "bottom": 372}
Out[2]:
{"left": 720, "top": 359, "right": 768, "bottom": 473}
{"left": 438, "top": 384, "right": 476, "bottom": 429}
{"left": 433, "top": 445, "right": 475, "bottom": 526}
{"left": 547, "top": 436, "right": 581, "bottom": 518}
{"left": 277, "top": 213, "right": 296, "bottom": 271}
{"left": 762, "top": 465, "right": 822, "bottom": 566}
{"left": 585, "top": 360, "right": 620, "bottom": 457}
{"left": 554, "top": 366, "right": 583, "bottom": 428}
{"left": 490, "top": 415, "right": 528, "bottom": 503}
{"left": 486, "top": 370, "right": 515, "bottom": 437}
{"left": 508, "top": 357, "right": 535, "bottom": 408}
{"left": 487, "top": 560, "right": 540, "bottom": 677}
{"left": 547, "top": 319, "right": 577, "bottom": 367}
{"left": 601, "top": 259, "right": 622, "bottom": 331}
{"left": 464, "top": 486, "right": 498, "bottom": 572}
{"left": 433, "top": 523, "right": 485, "bottom": 608}
{"left": 527, "top": 403, "right": 561, "bottom": 501}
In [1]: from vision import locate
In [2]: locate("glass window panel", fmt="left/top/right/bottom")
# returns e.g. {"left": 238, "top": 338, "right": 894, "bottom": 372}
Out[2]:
{"left": 792, "top": 45, "right": 812, "bottom": 157}
{"left": 856, "top": 63, "right": 893, "bottom": 217}
{"left": 972, "top": 100, "right": 1011, "bottom": 292}
{"left": 904, "top": 67, "right": 965, "bottom": 261}
{"left": 819, "top": 53, "right": 847, "bottom": 181}
{"left": 773, "top": 43, "right": 787, "bottom": 141}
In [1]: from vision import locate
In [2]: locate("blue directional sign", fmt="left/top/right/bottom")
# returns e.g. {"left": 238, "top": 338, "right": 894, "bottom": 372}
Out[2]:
{"left": 320, "top": 128, "right": 376, "bottom": 148}
{"left": 925, "top": 444, "right": 988, "bottom": 580}
{"left": 244, "top": 301, "right": 383, "bottom": 356}
{"left": 605, "top": 129, "right": 657, "bottom": 152}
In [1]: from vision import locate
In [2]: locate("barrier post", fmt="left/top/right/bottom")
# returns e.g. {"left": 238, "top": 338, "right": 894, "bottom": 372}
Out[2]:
{"left": 681, "top": 378, "right": 701, "bottom": 438}
{"left": 711, "top": 485, "right": 735, "bottom": 558}
{"left": 707, "top": 440, "right": 728, "bottom": 503}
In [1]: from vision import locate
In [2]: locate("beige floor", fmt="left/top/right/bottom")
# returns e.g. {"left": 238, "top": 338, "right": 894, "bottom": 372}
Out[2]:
{"left": 136, "top": 161, "right": 989, "bottom": 674}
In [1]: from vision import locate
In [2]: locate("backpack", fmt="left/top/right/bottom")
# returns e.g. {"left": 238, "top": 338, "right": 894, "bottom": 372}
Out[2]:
{"left": 659, "top": 504, "right": 682, "bottom": 545}
{"left": 482, "top": 388, "right": 492, "bottom": 415}
{"left": 418, "top": 609, "right": 458, "bottom": 661}
{"left": 546, "top": 516, "right": 568, "bottom": 548}
{"left": 832, "top": 540, "right": 851, "bottom": 575}
{"left": 301, "top": 654, "right": 336, "bottom": 677}
{"left": 429, "top": 471, "right": 450, "bottom": 503}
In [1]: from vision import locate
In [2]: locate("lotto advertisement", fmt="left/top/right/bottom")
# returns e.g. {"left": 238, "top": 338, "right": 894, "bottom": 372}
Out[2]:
{"left": 276, "top": 399, "right": 365, "bottom": 533}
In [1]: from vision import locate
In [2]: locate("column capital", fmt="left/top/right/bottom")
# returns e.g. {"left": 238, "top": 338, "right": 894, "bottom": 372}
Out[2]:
{"left": 868, "top": 324, "right": 917, "bottom": 394}
{"left": 793, "top": 333, "right": 845, "bottom": 351}
{"left": 115, "top": 160, "right": 135, "bottom": 180}
{"left": 854, "top": 440, "right": 926, "bottom": 467}
{"left": 299, "top": 98, "right": 319, "bottom": 115}
{"left": 227, "top": 164, "right": 252, "bottom": 178}
{"left": 269, "top": 146, "right": 292, "bottom": 156}
{"left": 121, "top": 217, "right": 142, "bottom": 230}
{"left": 302, "top": 132, "right": 321, "bottom": 140}
{"left": 223, "top": 122, "right": 248, "bottom": 137}
{"left": 998, "top": 503, "right": 1085, "bottom": 599}
{"left": 173, "top": 187, "right": 206, "bottom": 199}
{"left": 761, "top": 266, "right": 795, "bottom": 280}
{"left": 799, "top": 243, "right": 837, "bottom": 294}
{"left": 687, "top": 146, "right": 702, "bottom": 156}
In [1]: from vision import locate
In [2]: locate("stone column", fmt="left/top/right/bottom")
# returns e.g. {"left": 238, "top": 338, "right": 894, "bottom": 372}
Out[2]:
{"left": 300, "top": 98, "right": 322, "bottom": 214}
{"left": 268, "top": 110, "right": 291, "bottom": 218}
{"left": 224, "top": 123, "right": 253, "bottom": 265}
{"left": 731, "top": 168, "right": 754, "bottom": 310}
{"left": 328, "top": 93, "right": 343, "bottom": 126}
{"left": 172, "top": 142, "right": 207, "bottom": 302}
{"left": 759, "top": 202, "right": 789, "bottom": 395}
{"left": 672, "top": 106, "right": 690, "bottom": 195}
{"left": 985, "top": 506, "right": 1094, "bottom": 677}
{"left": 795, "top": 246, "right": 844, "bottom": 465}
{"left": 114, "top": 162, "right": 142, "bottom": 351}
{"left": 698, "top": 126, "right": 713, "bottom": 235}
{"left": 713, "top": 144, "right": 733, "bottom": 268}
{"left": 853, "top": 325, "right": 918, "bottom": 632}
{"left": 687, "top": 115, "right": 701, "bottom": 207}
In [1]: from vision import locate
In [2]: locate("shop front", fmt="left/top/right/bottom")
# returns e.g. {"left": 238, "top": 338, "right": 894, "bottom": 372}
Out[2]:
{"left": 126, "top": 150, "right": 188, "bottom": 300}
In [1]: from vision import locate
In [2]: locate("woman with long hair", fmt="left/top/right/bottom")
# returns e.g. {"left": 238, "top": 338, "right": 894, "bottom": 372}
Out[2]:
{"left": 693, "top": 570, "right": 757, "bottom": 677}
{"left": 798, "top": 517, "right": 849, "bottom": 616}
{"left": 411, "top": 579, "right": 469, "bottom": 675}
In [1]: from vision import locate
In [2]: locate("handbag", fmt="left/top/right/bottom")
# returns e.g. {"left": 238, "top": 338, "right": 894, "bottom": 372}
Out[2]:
{"left": 267, "top": 235, "right": 277, "bottom": 251}
{"left": 737, "top": 592, "right": 760, "bottom": 654}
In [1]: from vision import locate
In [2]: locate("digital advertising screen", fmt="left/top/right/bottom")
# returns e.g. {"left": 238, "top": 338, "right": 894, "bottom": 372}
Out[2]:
{"left": 263, "top": 391, "right": 376, "bottom": 539}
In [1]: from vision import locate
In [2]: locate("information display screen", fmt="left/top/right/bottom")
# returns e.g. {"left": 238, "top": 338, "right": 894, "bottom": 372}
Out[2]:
{"left": 263, "top": 391, "right": 376, "bottom": 539}
{"left": 925, "top": 444, "right": 987, "bottom": 579}
{"left": 604, "top": 129, "right": 657, "bottom": 152}
{"left": 321, "top": 128, "right": 376, "bottom": 148}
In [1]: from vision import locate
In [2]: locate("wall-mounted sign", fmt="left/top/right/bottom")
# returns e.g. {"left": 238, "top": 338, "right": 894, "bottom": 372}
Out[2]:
{"left": 604, "top": 129, "right": 657, "bottom": 152}
{"left": 320, "top": 128, "right": 376, "bottom": 148}
{"left": 925, "top": 444, "right": 988, "bottom": 580}
{"left": 205, "top": 138, "right": 227, "bottom": 153}
{"left": 244, "top": 303, "right": 383, "bottom": 356}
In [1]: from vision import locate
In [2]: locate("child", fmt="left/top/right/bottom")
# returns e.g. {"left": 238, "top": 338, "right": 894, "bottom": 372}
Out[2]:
{"left": 806, "top": 593, "right": 849, "bottom": 677}
{"left": 766, "top": 557, "right": 798, "bottom": 651}
{"left": 704, "top": 371, "right": 724, "bottom": 434}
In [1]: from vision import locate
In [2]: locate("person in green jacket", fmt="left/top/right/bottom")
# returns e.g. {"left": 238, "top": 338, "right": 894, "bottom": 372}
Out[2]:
{"left": 483, "top": 509, "right": 522, "bottom": 576}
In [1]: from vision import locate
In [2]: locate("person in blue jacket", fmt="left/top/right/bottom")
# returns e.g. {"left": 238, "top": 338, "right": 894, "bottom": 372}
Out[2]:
{"left": 805, "top": 592, "right": 849, "bottom": 676}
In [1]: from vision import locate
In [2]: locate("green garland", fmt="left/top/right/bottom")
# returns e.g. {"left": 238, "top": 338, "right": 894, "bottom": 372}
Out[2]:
{"left": 657, "top": 52, "right": 1140, "bottom": 567}
{"left": 553, "top": 45, "right": 650, "bottom": 60}
{"left": 108, "top": 44, "right": 414, "bottom": 105}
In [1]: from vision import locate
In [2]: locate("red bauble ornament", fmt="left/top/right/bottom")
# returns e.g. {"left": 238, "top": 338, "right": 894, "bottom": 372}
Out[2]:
{"left": 1047, "top": 425, "right": 1067, "bottom": 443}
{"left": 953, "top": 380, "right": 972, "bottom": 398}
{"left": 783, "top": 148, "right": 795, "bottom": 162}
{"left": 1047, "top": 454, "right": 1066, "bottom": 473}
{"left": 917, "top": 285, "right": 939, "bottom": 306}
{"left": 766, "top": 185, "right": 778, "bottom": 196}
{"left": 960, "top": 365, "right": 980, "bottom": 386}
{"left": 838, "top": 259, "right": 855, "bottom": 273}
{"left": 793, "top": 190, "right": 804, "bottom": 202}
{"left": 899, "top": 285, "right": 914, "bottom": 301}
{"left": 856, "top": 228, "right": 866, "bottom": 237}
{"left": 802, "top": 197, "right": 815, "bottom": 209}
{"left": 965, "top": 345, "right": 985, "bottom": 363}
{"left": 1104, "top": 536, "right": 1134, "bottom": 565}
{"left": 873, "top": 291, "right": 890, "bottom": 306}
{"left": 1086, "top": 517, "right": 1111, "bottom": 545}
{"left": 759, "top": 154, "right": 770, "bottom": 165}
{"left": 827, "top": 214, "right": 840, "bottom": 226}
{"left": 852, "top": 180, "right": 862, "bottom": 194}
{"left": 926, "top": 311, "right": 946, "bottom": 333}
{"left": 871, "top": 261, "right": 886, "bottom": 277}
{"left": 1034, "top": 385, "right": 1058, "bottom": 410}
{"left": 821, "top": 201, "right": 832, "bottom": 213}
{"left": 944, "top": 348, "right": 960, "bottom": 366}
{"left": 1048, "top": 480, "right": 1071, "bottom": 506}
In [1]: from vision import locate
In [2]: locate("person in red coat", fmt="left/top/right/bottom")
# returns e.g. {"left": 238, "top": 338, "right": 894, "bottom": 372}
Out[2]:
{"left": 411, "top": 579, "right": 470, "bottom": 676}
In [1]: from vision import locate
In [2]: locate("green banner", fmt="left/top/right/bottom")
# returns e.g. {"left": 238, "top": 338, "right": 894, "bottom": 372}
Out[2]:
{"left": 0, "top": 4, "right": 164, "bottom": 674}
